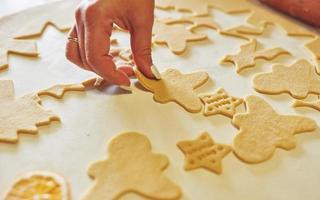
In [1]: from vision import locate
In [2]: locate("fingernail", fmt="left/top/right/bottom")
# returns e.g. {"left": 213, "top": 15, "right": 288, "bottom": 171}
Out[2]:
{"left": 94, "top": 77, "right": 104, "bottom": 86}
{"left": 119, "top": 85, "right": 132, "bottom": 92}
{"left": 151, "top": 65, "right": 161, "bottom": 80}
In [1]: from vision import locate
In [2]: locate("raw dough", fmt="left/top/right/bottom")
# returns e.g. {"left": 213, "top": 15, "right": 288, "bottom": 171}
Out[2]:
{"left": 135, "top": 68, "right": 209, "bottom": 113}
{"left": 153, "top": 20, "right": 207, "bottom": 54}
{"left": 253, "top": 59, "right": 320, "bottom": 99}
{"left": 232, "top": 95, "right": 317, "bottom": 164}
{"left": 0, "top": 80, "right": 59, "bottom": 143}
{"left": 177, "top": 132, "right": 231, "bottom": 174}
{"left": 163, "top": 16, "right": 219, "bottom": 31}
{"left": 38, "top": 83, "right": 85, "bottom": 99}
{"left": 220, "top": 25, "right": 265, "bottom": 40}
{"left": 156, "top": 0, "right": 210, "bottom": 16}
{"left": 82, "top": 132, "right": 182, "bottom": 200}
{"left": 4, "top": 171, "right": 70, "bottom": 200}
{"left": 292, "top": 99, "right": 320, "bottom": 112}
{"left": 221, "top": 39, "right": 290, "bottom": 73}
{"left": 305, "top": 37, "right": 320, "bottom": 60}
{"left": 0, "top": 0, "right": 80, "bottom": 69}
{"left": 199, "top": 88, "right": 243, "bottom": 118}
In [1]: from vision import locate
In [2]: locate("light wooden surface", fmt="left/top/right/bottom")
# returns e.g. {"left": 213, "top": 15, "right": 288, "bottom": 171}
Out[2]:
{"left": 1, "top": 1, "right": 320, "bottom": 200}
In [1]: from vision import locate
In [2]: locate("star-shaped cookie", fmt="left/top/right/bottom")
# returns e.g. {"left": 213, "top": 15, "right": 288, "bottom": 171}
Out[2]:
{"left": 232, "top": 95, "right": 317, "bottom": 164}
{"left": 221, "top": 39, "right": 290, "bottom": 73}
{"left": 135, "top": 68, "right": 209, "bottom": 113}
{"left": 177, "top": 132, "right": 231, "bottom": 174}
{"left": 253, "top": 59, "right": 320, "bottom": 99}
{"left": 153, "top": 20, "right": 207, "bottom": 54}
{"left": 0, "top": 80, "right": 60, "bottom": 143}
{"left": 199, "top": 88, "right": 243, "bottom": 118}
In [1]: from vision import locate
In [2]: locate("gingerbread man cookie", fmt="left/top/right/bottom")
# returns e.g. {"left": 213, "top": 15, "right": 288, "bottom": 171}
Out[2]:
{"left": 135, "top": 68, "right": 209, "bottom": 113}
{"left": 253, "top": 59, "right": 320, "bottom": 99}
{"left": 82, "top": 132, "right": 182, "bottom": 200}
{"left": 232, "top": 95, "right": 317, "bottom": 164}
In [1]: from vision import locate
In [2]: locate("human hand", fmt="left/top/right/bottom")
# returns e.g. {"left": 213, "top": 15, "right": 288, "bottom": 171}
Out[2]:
{"left": 65, "top": 0, "right": 161, "bottom": 89}
{"left": 260, "top": 0, "right": 320, "bottom": 27}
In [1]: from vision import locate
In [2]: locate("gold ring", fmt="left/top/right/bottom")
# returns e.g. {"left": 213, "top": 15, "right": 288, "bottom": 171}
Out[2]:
{"left": 67, "top": 36, "right": 79, "bottom": 43}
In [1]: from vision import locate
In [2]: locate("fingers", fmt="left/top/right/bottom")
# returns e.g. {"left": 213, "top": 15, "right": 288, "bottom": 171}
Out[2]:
{"left": 129, "top": 1, "right": 158, "bottom": 79}
{"left": 83, "top": 5, "right": 130, "bottom": 86}
{"left": 65, "top": 25, "right": 87, "bottom": 70}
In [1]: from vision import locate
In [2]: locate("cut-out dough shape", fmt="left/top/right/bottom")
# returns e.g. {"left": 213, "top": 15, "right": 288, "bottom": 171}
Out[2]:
{"left": 153, "top": 20, "right": 207, "bottom": 54}
{"left": 177, "top": 132, "right": 231, "bottom": 174}
{"left": 0, "top": 0, "right": 80, "bottom": 69}
{"left": 135, "top": 68, "right": 209, "bottom": 113}
{"left": 163, "top": 16, "right": 219, "bottom": 31}
{"left": 232, "top": 95, "right": 317, "bottom": 164}
{"left": 0, "top": 80, "right": 59, "bottom": 143}
{"left": 4, "top": 171, "right": 70, "bottom": 200}
{"left": 220, "top": 25, "right": 265, "bottom": 40}
{"left": 306, "top": 37, "right": 320, "bottom": 60}
{"left": 199, "top": 88, "right": 243, "bottom": 118}
{"left": 221, "top": 39, "right": 290, "bottom": 73}
{"left": 38, "top": 83, "right": 86, "bottom": 99}
{"left": 253, "top": 59, "right": 320, "bottom": 99}
{"left": 82, "top": 132, "right": 182, "bottom": 200}
{"left": 292, "top": 99, "right": 320, "bottom": 112}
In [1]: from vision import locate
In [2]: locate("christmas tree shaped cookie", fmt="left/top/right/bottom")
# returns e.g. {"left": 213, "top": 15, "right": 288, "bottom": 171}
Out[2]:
{"left": 232, "top": 95, "right": 317, "bottom": 163}
{"left": 0, "top": 80, "right": 59, "bottom": 143}
{"left": 82, "top": 132, "right": 182, "bottom": 200}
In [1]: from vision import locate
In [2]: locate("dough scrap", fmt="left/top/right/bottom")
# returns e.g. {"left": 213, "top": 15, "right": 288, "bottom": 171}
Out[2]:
{"left": 221, "top": 39, "right": 290, "bottom": 73}
{"left": 153, "top": 20, "right": 207, "bottom": 54}
{"left": 4, "top": 171, "right": 70, "bottom": 200}
{"left": 292, "top": 99, "right": 320, "bottom": 112}
{"left": 232, "top": 95, "right": 317, "bottom": 164}
{"left": 38, "top": 83, "right": 86, "bottom": 99}
{"left": 199, "top": 88, "right": 243, "bottom": 118}
{"left": 163, "top": 16, "right": 219, "bottom": 31}
{"left": 305, "top": 37, "right": 320, "bottom": 60}
{"left": 156, "top": 0, "right": 210, "bottom": 16}
{"left": 135, "top": 68, "right": 209, "bottom": 113}
{"left": 82, "top": 132, "right": 182, "bottom": 200}
{"left": 0, "top": 0, "right": 80, "bottom": 69}
{"left": 253, "top": 59, "right": 320, "bottom": 99}
{"left": 0, "top": 80, "right": 59, "bottom": 143}
{"left": 177, "top": 132, "right": 231, "bottom": 174}
{"left": 220, "top": 25, "right": 265, "bottom": 40}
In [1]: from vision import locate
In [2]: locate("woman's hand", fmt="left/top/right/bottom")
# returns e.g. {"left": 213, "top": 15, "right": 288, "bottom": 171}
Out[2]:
{"left": 260, "top": 0, "right": 320, "bottom": 27}
{"left": 65, "top": 0, "right": 160, "bottom": 89}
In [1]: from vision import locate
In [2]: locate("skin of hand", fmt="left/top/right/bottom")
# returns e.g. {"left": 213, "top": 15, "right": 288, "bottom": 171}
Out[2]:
{"left": 260, "top": 0, "right": 320, "bottom": 27}
{"left": 65, "top": 0, "right": 160, "bottom": 88}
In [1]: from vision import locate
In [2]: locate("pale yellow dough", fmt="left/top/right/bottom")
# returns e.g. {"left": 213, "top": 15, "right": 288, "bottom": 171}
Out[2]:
{"left": 82, "top": 132, "right": 182, "bottom": 200}
{"left": 0, "top": 0, "right": 80, "bottom": 69}
{"left": 253, "top": 59, "right": 320, "bottom": 99}
{"left": 232, "top": 95, "right": 317, "bottom": 164}
{"left": 177, "top": 132, "right": 231, "bottom": 174}
{"left": 292, "top": 99, "right": 320, "bottom": 112}
{"left": 135, "top": 68, "right": 209, "bottom": 113}
{"left": 4, "top": 171, "right": 70, "bottom": 200}
{"left": 153, "top": 20, "right": 207, "bottom": 54}
{"left": 0, "top": 80, "right": 59, "bottom": 143}
{"left": 221, "top": 39, "right": 290, "bottom": 73}
{"left": 38, "top": 84, "right": 86, "bottom": 99}
{"left": 163, "top": 16, "right": 219, "bottom": 31}
{"left": 199, "top": 88, "right": 243, "bottom": 118}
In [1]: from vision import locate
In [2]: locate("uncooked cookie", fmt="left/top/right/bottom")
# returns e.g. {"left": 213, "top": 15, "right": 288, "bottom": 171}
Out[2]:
{"left": 4, "top": 171, "right": 70, "bottom": 200}
{"left": 38, "top": 83, "right": 85, "bottom": 99}
{"left": 232, "top": 95, "right": 317, "bottom": 164}
{"left": 253, "top": 59, "right": 320, "bottom": 99}
{"left": 153, "top": 20, "right": 207, "bottom": 54}
{"left": 292, "top": 99, "right": 320, "bottom": 112}
{"left": 0, "top": 0, "right": 80, "bottom": 69}
{"left": 82, "top": 132, "right": 182, "bottom": 200}
{"left": 156, "top": 0, "right": 210, "bottom": 16}
{"left": 305, "top": 37, "right": 320, "bottom": 60}
{"left": 135, "top": 68, "right": 209, "bottom": 113}
{"left": 0, "top": 80, "right": 59, "bottom": 143}
{"left": 177, "top": 132, "right": 231, "bottom": 174}
{"left": 220, "top": 25, "right": 265, "bottom": 40}
{"left": 221, "top": 39, "right": 290, "bottom": 73}
{"left": 163, "top": 16, "right": 219, "bottom": 31}
{"left": 199, "top": 88, "right": 243, "bottom": 118}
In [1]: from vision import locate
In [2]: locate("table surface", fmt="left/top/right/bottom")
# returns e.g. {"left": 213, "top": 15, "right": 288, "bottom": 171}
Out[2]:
{"left": 1, "top": 1, "right": 320, "bottom": 200}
